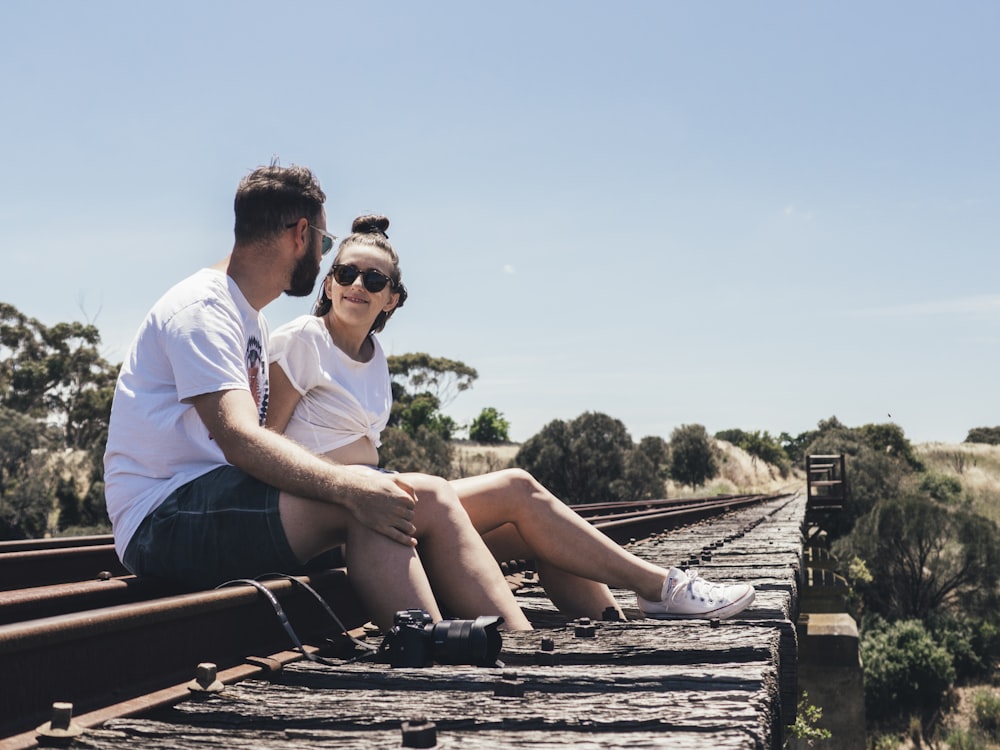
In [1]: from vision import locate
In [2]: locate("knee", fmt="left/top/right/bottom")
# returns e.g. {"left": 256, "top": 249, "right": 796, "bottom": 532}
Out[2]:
{"left": 412, "top": 475, "right": 466, "bottom": 520}
{"left": 500, "top": 469, "right": 558, "bottom": 509}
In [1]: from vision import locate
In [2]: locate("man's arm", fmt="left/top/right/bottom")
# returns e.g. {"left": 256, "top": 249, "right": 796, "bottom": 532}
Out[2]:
{"left": 190, "top": 388, "right": 417, "bottom": 546}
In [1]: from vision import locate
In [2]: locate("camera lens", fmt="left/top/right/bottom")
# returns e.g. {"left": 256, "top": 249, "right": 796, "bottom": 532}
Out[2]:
{"left": 429, "top": 616, "right": 503, "bottom": 666}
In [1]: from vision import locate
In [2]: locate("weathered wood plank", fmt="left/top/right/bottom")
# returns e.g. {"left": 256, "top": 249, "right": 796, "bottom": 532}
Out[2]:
{"left": 84, "top": 721, "right": 762, "bottom": 749}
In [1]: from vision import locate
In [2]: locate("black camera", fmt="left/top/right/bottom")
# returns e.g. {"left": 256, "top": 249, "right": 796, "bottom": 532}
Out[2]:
{"left": 383, "top": 609, "right": 504, "bottom": 668}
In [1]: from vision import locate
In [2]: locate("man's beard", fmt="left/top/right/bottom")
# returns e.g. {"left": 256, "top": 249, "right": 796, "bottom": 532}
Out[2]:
{"left": 285, "top": 234, "right": 321, "bottom": 297}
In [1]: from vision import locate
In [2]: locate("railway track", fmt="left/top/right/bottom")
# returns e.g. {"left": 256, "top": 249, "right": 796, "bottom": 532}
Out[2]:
{"left": 0, "top": 491, "right": 797, "bottom": 749}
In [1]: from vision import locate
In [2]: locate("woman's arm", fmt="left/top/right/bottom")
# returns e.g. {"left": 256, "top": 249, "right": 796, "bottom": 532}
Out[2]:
{"left": 265, "top": 363, "right": 302, "bottom": 433}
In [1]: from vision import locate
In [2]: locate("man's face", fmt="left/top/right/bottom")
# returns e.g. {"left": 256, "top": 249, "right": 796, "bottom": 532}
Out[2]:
{"left": 285, "top": 223, "right": 323, "bottom": 297}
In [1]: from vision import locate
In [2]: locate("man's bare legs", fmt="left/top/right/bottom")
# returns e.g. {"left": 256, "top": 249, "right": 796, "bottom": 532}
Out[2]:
{"left": 451, "top": 469, "right": 671, "bottom": 619}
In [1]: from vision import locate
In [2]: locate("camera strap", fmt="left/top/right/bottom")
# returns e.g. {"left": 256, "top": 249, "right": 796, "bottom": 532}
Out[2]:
{"left": 217, "top": 574, "right": 379, "bottom": 666}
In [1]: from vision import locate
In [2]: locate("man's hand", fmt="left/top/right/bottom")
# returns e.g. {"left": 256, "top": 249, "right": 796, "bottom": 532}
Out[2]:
{"left": 339, "top": 466, "right": 419, "bottom": 547}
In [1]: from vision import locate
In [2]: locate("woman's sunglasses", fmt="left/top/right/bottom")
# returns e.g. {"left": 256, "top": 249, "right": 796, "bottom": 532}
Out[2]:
{"left": 330, "top": 264, "right": 394, "bottom": 293}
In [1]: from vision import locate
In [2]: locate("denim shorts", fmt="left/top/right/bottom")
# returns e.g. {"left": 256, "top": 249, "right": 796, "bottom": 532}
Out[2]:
{"left": 123, "top": 465, "right": 307, "bottom": 590}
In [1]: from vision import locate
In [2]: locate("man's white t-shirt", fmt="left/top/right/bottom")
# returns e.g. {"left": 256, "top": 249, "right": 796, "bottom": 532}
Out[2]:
{"left": 268, "top": 314, "right": 391, "bottom": 455}
{"left": 104, "top": 268, "right": 269, "bottom": 559}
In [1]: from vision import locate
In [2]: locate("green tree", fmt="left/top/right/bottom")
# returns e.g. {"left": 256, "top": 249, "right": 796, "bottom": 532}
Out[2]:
{"left": 389, "top": 390, "right": 458, "bottom": 441}
{"left": 668, "top": 424, "right": 718, "bottom": 489}
{"left": 514, "top": 418, "right": 572, "bottom": 501}
{"left": 965, "top": 426, "right": 1000, "bottom": 445}
{"left": 469, "top": 407, "right": 510, "bottom": 444}
{"left": 843, "top": 492, "right": 1000, "bottom": 620}
{"left": 387, "top": 353, "right": 477, "bottom": 408}
{"left": 0, "top": 303, "right": 118, "bottom": 538}
{"left": 516, "top": 412, "right": 663, "bottom": 504}
{"left": 0, "top": 302, "right": 118, "bottom": 451}
{"left": 378, "top": 425, "right": 454, "bottom": 478}
{"left": 0, "top": 406, "right": 55, "bottom": 540}
{"left": 386, "top": 353, "right": 475, "bottom": 459}
{"left": 856, "top": 422, "right": 923, "bottom": 470}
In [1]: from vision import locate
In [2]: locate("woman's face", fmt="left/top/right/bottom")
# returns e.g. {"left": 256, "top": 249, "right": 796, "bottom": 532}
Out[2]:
{"left": 324, "top": 245, "right": 400, "bottom": 331}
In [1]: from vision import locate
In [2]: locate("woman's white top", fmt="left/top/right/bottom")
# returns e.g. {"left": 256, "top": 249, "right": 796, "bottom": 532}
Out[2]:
{"left": 268, "top": 315, "right": 391, "bottom": 454}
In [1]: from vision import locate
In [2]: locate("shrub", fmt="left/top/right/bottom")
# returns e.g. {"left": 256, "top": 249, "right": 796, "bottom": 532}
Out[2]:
{"left": 972, "top": 690, "right": 1000, "bottom": 739}
{"left": 861, "top": 619, "right": 955, "bottom": 724}
{"left": 919, "top": 472, "right": 963, "bottom": 504}
{"left": 928, "top": 614, "right": 1000, "bottom": 683}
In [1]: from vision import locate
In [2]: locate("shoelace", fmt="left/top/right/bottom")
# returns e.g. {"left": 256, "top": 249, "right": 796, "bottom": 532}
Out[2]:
{"left": 670, "top": 569, "right": 723, "bottom": 605}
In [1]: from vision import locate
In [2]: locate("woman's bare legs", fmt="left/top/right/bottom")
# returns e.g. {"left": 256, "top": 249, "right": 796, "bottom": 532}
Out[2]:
{"left": 400, "top": 473, "right": 531, "bottom": 630}
{"left": 279, "top": 492, "right": 442, "bottom": 630}
{"left": 479, "top": 523, "right": 621, "bottom": 619}
{"left": 451, "top": 468, "right": 671, "bottom": 618}
{"left": 280, "top": 478, "right": 532, "bottom": 631}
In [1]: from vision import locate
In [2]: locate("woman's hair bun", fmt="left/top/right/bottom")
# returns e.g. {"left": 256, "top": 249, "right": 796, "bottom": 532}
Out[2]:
{"left": 351, "top": 214, "right": 390, "bottom": 236}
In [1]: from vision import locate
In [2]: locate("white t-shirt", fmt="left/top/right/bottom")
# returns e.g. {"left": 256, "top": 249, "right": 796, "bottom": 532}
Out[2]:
{"left": 104, "top": 268, "right": 269, "bottom": 559}
{"left": 268, "top": 314, "right": 391, "bottom": 455}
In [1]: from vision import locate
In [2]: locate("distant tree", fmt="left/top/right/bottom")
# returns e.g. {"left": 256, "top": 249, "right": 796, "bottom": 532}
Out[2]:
{"left": 843, "top": 492, "right": 1000, "bottom": 620}
{"left": 387, "top": 353, "right": 477, "bottom": 408}
{"left": 0, "top": 406, "right": 55, "bottom": 540}
{"left": 0, "top": 302, "right": 118, "bottom": 452}
{"left": 635, "top": 435, "right": 670, "bottom": 470}
{"left": 389, "top": 387, "right": 459, "bottom": 442}
{"left": 515, "top": 418, "right": 572, "bottom": 501}
{"left": 857, "top": 422, "right": 923, "bottom": 470}
{"left": 668, "top": 424, "right": 718, "bottom": 489}
{"left": 56, "top": 476, "right": 82, "bottom": 530}
{"left": 965, "top": 426, "right": 1000, "bottom": 445}
{"left": 0, "top": 303, "right": 118, "bottom": 538}
{"left": 469, "top": 407, "right": 510, "bottom": 444}
{"left": 516, "top": 412, "right": 663, "bottom": 504}
{"left": 386, "top": 353, "right": 475, "bottom": 449}
{"left": 611, "top": 441, "right": 668, "bottom": 501}
{"left": 378, "top": 425, "right": 454, "bottom": 478}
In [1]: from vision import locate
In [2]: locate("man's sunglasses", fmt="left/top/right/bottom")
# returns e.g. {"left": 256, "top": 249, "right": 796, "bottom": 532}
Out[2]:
{"left": 285, "top": 222, "right": 337, "bottom": 256}
{"left": 330, "top": 264, "right": 394, "bottom": 293}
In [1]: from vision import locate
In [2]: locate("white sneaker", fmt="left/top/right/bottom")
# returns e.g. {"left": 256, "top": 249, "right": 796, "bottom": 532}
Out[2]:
{"left": 637, "top": 567, "right": 755, "bottom": 619}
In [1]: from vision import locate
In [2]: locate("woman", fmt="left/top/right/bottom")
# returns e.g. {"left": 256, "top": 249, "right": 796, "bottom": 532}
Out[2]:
{"left": 267, "top": 215, "right": 755, "bottom": 629}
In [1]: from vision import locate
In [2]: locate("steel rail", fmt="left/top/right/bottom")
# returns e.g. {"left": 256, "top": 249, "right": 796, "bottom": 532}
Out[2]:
{"left": 591, "top": 493, "right": 789, "bottom": 544}
{"left": 0, "top": 569, "right": 369, "bottom": 742}
{"left": 0, "top": 494, "right": 786, "bottom": 593}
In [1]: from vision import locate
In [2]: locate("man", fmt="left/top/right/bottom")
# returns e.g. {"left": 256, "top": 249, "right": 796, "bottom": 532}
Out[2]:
{"left": 104, "top": 163, "right": 528, "bottom": 630}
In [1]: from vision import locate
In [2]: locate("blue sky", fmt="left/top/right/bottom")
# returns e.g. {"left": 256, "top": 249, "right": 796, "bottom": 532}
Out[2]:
{"left": 3, "top": 2, "right": 998, "bottom": 445}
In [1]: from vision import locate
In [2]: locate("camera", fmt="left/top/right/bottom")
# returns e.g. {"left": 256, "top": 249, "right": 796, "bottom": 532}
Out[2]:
{"left": 383, "top": 609, "right": 504, "bottom": 668}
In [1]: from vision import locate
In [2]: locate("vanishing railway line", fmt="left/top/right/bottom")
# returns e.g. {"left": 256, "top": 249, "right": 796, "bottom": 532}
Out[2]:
{"left": 0, "top": 491, "right": 802, "bottom": 749}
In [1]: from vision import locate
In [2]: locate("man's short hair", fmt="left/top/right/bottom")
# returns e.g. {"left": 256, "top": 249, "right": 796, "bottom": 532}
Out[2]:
{"left": 233, "top": 164, "right": 326, "bottom": 245}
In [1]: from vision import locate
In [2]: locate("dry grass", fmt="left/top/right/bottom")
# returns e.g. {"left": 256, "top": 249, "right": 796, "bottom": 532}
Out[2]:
{"left": 451, "top": 442, "right": 520, "bottom": 478}
{"left": 916, "top": 442, "right": 1000, "bottom": 525}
